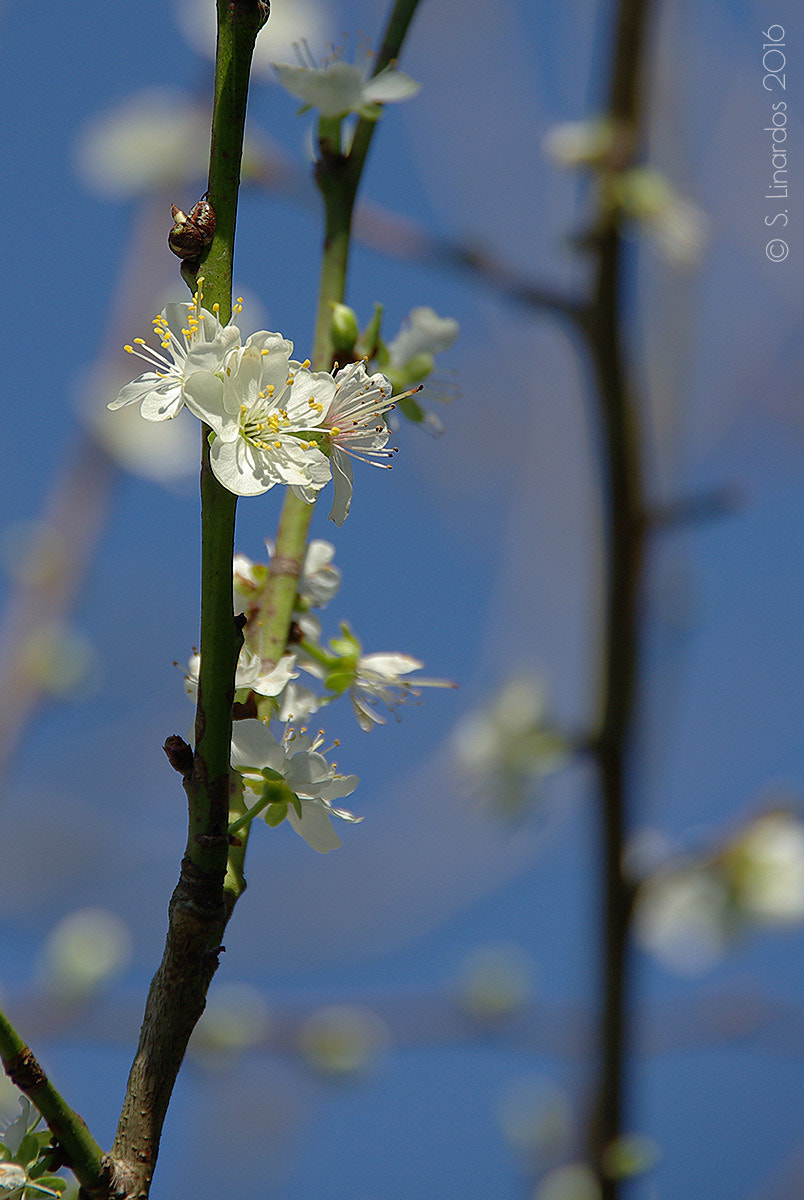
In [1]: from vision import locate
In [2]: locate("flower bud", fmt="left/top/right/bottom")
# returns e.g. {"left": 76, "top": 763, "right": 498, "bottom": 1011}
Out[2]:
{"left": 329, "top": 302, "right": 359, "bottom": 357}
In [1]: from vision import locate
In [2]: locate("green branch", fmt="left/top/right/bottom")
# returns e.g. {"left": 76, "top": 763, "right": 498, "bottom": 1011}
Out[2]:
{"left": 109, "top": 4, "right": 266, "bottom": 1196}
{"left": 0, "top": 1008, "right": 106, "bottom": 1191}
{"left": 258, "top": 0, "right": 424, "bottom": 670}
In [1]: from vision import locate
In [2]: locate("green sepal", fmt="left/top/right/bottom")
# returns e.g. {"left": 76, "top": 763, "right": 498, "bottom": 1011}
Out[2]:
{"left": 397, "top": 394, "right": 426, "bottom": 424}
{"left": 356, "top": 304, "right": 383, "bottom": 360}
{"left": 393, "top": 351, "right": 435, "bottom": 389}
{"left": 330, "top": 622, "right": 361, "bottom": 659}
{"left": 289, "top": 793, "right": 303, "bottom": 820}
{"left": 264, "top": 801, "right": 288, "bottom": 827}
{"left": 324, "top": 669, "right": 354, "bottom": 696}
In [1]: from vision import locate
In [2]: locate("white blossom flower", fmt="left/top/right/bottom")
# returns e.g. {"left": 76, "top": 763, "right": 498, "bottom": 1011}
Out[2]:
{"left": 296, "top": 539, "right": 342, "bottom": 606}
{"left": 273, "top": 50, "right": 419, "bottom": 120}
{"left": 230, "top": 719, "right": 360, "bottom": 853}
{"left": 611, "top": 167, "right": 706, "bottom": 268}
{"left": 109, "top": 287, "right": 241, "bottom": 421}
{"left": 185, "top": 648, "right": 298, "bottom": 703}
{"left": 387, "top": 307, "right": 459, "bottom": 375}
{"left": 634, "top": 862, "right": 730, "bottom": 974}
{"left": 294, "top": 360, "right": 398, "bottom": 525}
{"left": 349, "top": 651, "right": 455, "bottom": 732}
{"left": 453, "top": 678, "right": 569, "bottom": 817}
{"left": 541, "top": 117, "right": 618, "bottom": 168}
{"left": 634, "top": 809, "right": 804, "bottom": 973}
{"left": 183, "top": 340, "right": 333, "bottom": 496}
{"left": 724, "top": 810, "right": 804, "bottom": 923}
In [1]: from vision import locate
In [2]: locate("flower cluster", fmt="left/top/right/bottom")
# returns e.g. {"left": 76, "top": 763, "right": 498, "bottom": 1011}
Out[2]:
{"left": 633, "top": 808, "right": 804, "bottom": 973}
{"left": 184, "top": 540, "right": 452, "bottom": 852}
{"left": 109, "top": 285, "right": 400, "bottom": 524}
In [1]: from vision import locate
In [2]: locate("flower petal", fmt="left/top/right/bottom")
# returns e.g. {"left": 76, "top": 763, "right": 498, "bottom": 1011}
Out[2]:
{"left": 286, "top": 799, "right": 343, "bottom": 852}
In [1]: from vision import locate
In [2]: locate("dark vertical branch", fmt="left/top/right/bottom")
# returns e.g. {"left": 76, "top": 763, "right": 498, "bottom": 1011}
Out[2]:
{"left": 582, "top": 0, "right": 654, "bottom": 1191}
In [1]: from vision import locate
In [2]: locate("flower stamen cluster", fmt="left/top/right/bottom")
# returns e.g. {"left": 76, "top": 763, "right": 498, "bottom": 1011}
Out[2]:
{"left": 110, "top": 297, "right": 413, "bottom": 519}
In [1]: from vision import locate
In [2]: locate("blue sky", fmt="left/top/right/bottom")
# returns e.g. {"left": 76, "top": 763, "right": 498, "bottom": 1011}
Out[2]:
{"left": 0, "top": 0, "right": 803, "bottom": 1197}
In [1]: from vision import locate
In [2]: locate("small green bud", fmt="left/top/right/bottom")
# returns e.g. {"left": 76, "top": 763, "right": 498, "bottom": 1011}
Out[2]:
{"left": 330, "top": 303, "right": 359, "bottom": 356}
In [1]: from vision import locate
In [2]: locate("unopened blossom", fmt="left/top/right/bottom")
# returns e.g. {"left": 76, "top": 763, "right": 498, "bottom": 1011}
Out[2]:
{"left": 273, "top": 50, "right": 419, "bottom": 120}
{"left": 109, "top": 287, "right": 241, "bottom": 421}
{"left": 182, "top": 339, "right": 332, "bottom": 496}
{"left": 230, "top": 719, "right": 360, "bottom": 853}
{"left": 294, "top": 360, "right": 398, "bottom": 525}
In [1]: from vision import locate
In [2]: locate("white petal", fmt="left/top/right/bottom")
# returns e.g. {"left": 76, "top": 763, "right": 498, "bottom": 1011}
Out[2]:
{"left": 328, "top": 448, "right": 354, "bottom": 526}
{"left": 359, "top": 652, "right": 424, "bottom": 678}
{"left": 361, "top": 65, "right": 420, "bottom": 106}
{"left": 183, "top": 371, "right": 233, "bottom": 436}
{"left": 286, "top": 799, "right": 342, "bottom": 852}
{"left": 210, "top": 438, "right": 277, "bottom": 495}
{"left": 230, "top": 719, "right": 281, "bottom": 770}
{"left": 109, "top": 372, "right": 169, "bottom": 411}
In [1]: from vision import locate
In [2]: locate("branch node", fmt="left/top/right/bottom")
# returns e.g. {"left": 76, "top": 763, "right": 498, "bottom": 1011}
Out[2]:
{"left": 7, "top": 1045, "right": 47, "bottom": 1092}
{"left": 163, "top": 736, "right": 194, "bottom": 777}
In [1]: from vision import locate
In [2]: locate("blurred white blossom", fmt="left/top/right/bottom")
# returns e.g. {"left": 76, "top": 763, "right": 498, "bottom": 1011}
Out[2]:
{"left": 497, "top": 1076, "right": 573, "bottom": 1167}
{"left": 298, "top": 1004, "right": 388, "bottom": 1076}
{"left": 457, "top": 943, "right": 537, "bottom": 1022}
{"left": 610, "top": 167, "right": 707, "bottom": 268}
{"left": 536, "top": 1163, "right": 601, "bottom": 1200}
{"left": 39, "top": 909, "right": 132, "bottom": 1003}
{"left": 190, "top": 982, "right": 272, "bottom": 1066}
{"left": 454, "top": 677, "right": 569, "bottom": 817}
{"left": 174, "top": 0, "right": 332, "bottom": 76}
{"left": 634, "top": 810, "right": 804, "bottom": 973}
{"left": 542, "top": 118, "right": 620, "bottom": 168}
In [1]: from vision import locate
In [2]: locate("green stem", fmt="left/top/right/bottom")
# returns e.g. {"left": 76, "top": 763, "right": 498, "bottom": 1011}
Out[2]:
{"left": 110, "top": 5, "right": 265, "bottom": 1196}
{"left": 0, "top": 1008, "right": 106, "bottom": 1190}
{"left": 228, "top": 780, "right": 288, "bottom": 836}
{"left": 258, "top": 0, "right": 424, "bottom": 668}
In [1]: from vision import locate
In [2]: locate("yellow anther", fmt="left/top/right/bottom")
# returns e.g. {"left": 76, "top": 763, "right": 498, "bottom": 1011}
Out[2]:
{"left": 302, "top": 358, "right": 311, "bottom": 368}
{"left": 273, "top": 440, "right": 282, "bottom": 449}
{"left": 124, "top": 345, "right": 134, "bottom": 353}
{"left": 330, "top": 425, "right": 341, "bottom": 437}
{"left": 134, "top": 338, "right": 146, "bottom": 345}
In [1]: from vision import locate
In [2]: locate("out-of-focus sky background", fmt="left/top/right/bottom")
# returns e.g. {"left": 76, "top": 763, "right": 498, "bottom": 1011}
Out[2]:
{"left": 1, "top": 0, "right": 803, "bottom": 1196}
